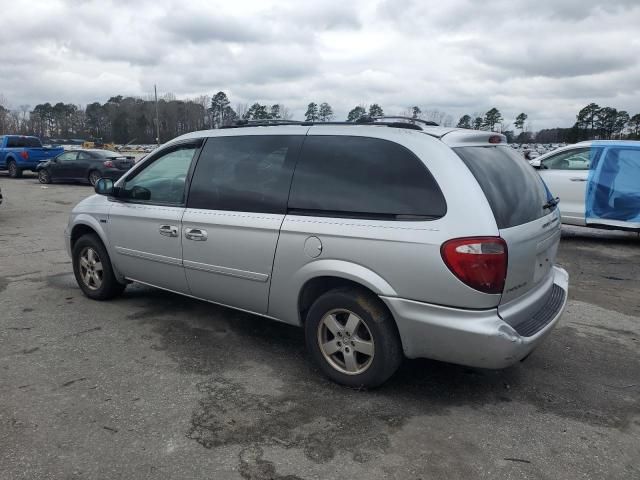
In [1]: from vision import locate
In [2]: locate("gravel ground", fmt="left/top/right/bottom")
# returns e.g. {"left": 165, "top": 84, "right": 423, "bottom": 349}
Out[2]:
{"left": 1, "top": 174, "right": 639, "bottom": 480}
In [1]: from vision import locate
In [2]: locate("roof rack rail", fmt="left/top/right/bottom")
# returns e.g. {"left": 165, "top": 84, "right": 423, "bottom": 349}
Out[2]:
{"left": 221, "top": 119, "right": 309, "bottom": 129}
{"left": 244, "top": 119, "right": 305, "bottom": 124}
{"left": 371, "top": 116, "right": 439, "bottom": 126}
{"left": 219, "top": 117, "right": 438, "bottom": 130}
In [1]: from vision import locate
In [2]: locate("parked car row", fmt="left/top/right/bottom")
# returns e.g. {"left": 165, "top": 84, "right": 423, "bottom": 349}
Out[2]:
{"left": 0, "top": 135, "right": 136, "bottom": 186}
{"left": 0, "top": 135, "right": 64, "bottom": 178}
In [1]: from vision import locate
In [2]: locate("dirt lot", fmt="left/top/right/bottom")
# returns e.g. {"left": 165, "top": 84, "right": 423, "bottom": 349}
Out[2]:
{"left": 1, "top": 175, "right": 639, "bottom": 480}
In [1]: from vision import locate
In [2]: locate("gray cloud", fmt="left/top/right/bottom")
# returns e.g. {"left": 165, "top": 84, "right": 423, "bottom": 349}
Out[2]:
{"left": 1, "top": 0, "right": 640, "bottom": 129}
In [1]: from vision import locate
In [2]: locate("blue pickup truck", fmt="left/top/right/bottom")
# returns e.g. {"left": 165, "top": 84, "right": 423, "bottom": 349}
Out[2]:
{"left": 0, "top": 135, "right": 64, "bottom": 178}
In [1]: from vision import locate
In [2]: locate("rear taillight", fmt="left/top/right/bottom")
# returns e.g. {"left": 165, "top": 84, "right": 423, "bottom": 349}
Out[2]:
{"left": 103, "top": 160, "right": 115, "bottom": 168}
{"left": 20, "top": 151, "right": 29, "bottom": 160}
{"left": 441, "top": 237, "right": 508, "bottom": 294}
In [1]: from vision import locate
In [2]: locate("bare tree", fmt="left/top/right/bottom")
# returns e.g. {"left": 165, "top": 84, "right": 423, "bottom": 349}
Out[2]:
{"left": 235, "top": 103, "right": 249, "bottom": 120}
{"left": 279, "top": 105, "right": 293, "bottom": 120}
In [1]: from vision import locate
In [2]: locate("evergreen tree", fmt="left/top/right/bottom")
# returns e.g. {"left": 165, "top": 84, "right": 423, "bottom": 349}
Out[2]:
{"left": 210, "top": 91, "right": 230, "bottom": 128}
{"left": 368, "top": 103, "right": 384, "bottom": 118}
{"left": 346, "top": 106, "right": 366, "bottom": 122}
{"left": 482, "top": 108, "right": 503, "bottom": 131}
{"left": 305, "top": 102, "right": 319, "bottom": 121}
{"left": 514, "top": 113, "right": 528, "bottom": 131}
{"left": 245, "top": 103, "right": 269, "bottom": 120}
{"left": 457, "top": 114, "right": 472, "bottom": 129}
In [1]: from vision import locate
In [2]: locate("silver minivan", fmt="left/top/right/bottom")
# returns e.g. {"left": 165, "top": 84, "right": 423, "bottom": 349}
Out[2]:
{"left": 66, "top": 119, "right": 568, "bottom": 387}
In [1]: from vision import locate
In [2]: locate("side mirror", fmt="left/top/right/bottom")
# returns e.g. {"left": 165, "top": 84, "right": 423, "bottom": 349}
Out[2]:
{"left": 95, "top": 178, "right": 114, "bottom": 195}
{"left": 129, "top": 185, "right": 151, "bottom": 201}
{"left": 529, "top": 159, "right": 542, "bottom": 169}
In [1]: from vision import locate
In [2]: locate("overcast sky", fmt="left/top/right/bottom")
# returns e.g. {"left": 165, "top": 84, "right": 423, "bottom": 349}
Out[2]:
{"left": 1, "top": 0, "right": 639, "bottom": 129}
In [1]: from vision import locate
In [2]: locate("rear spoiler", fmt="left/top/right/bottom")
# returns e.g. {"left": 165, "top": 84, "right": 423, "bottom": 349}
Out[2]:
{"left": 440, "top": 130, "right": 507, "bottom": 147}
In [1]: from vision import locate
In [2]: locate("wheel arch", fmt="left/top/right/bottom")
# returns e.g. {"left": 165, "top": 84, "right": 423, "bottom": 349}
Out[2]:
{"left": 294, "top": 260, "right": 398, "bottom": 326}
{"left": 69, "top": 216, "right": 125, "bottom": 282}
{"left": 70, "top": 222, "right": 102, "bottom": 250}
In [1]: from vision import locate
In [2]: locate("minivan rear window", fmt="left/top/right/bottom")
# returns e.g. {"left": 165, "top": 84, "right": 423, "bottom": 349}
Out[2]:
{"left": 454, "top": 146, "right": 552, "bottom": 229}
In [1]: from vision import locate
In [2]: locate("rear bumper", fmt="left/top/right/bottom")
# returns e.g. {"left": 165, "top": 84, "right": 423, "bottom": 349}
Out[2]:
{"left": 381, "top": 266, "right": 569, "bottom": 369}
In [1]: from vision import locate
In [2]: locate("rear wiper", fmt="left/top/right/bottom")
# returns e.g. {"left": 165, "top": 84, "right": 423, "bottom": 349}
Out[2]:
{"left": 543, "top": 197, "right": 560, "bottom": 210}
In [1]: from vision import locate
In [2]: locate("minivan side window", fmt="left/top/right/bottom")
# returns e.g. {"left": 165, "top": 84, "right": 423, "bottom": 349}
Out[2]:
{"left": 187, "top": 135, "right": 303, "bottom": 214}
{"left": 120, "top": 143, "right": 198, "bottom": 205}
{"left": 288, "top": 136, "right": 447, "bottom": 219}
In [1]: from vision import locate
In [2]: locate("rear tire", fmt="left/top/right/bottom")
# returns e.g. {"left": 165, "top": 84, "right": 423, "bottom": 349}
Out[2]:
{"left": 8, "top": 161, "right": 22, "bottom": 178}
{"left": 88, "top": 170, "right": 101, "bottom": 186}
{"left": 38, "top": 169, "right": 52, "bottom": 184}
{"left": 304, "top": 287, "right": 403, "bottom": 388}
{"left": 72, "top": 233, "right": 126, "bottom": 300}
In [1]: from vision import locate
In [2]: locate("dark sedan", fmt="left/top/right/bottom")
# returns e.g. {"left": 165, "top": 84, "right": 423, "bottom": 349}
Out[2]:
{"left": 37, "top": 149, "right": 135, "bottom": 186}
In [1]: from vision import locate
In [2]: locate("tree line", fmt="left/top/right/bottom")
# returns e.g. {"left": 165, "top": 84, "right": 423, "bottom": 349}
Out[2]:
{"left": 454, "top": 104, "right": 640, "bottom": 143}
{"left": 0, "top": 90, "right": 638, "bottom": 144}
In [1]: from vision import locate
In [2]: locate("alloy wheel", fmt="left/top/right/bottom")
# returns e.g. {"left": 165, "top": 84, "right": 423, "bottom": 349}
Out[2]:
{"left": 79, "top": 247, "right": 103, "bottom": 290}
{"left": 89, "top": 171, "right": 100, "bottom": 186}
{"left": 317, "top": 309, "right": 375, "bottom": 375}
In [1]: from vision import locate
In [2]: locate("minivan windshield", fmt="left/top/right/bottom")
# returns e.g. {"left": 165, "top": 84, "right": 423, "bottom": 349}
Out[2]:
{"left": 454, "top": 146, "right": 554, "bottom": 229}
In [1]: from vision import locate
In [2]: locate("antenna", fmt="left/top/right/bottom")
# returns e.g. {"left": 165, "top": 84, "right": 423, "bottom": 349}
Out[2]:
{"left": 154, "top": 85, "right": 160, "bottom": 146}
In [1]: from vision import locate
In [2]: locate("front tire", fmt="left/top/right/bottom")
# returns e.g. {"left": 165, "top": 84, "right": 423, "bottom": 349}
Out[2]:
{"left": 305, "top": 287, "right": 403, "bottom": 388}
{"left": 8, "top": 161, "right": 22, "bottom": 178}
{"left": 72, "top": 233, "right": 126, "bottom": 300}
{"left": 38, "top": 169, "right": 52, "bottom": 184}
{"left": 88, "top": 170, "right": 101, "bottom": 186}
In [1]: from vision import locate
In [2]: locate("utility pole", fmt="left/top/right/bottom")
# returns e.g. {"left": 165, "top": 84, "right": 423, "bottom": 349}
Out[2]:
{"left": 154, "top": 84, "right": 160, "bottom": 146}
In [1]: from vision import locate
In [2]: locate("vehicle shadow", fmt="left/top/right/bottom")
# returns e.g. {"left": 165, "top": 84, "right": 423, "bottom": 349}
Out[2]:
{"left": 119, "top": 283, "right": 639, "bottom": 439}
{"left": 0, "top": 172, "right": 38, "bottom": 179}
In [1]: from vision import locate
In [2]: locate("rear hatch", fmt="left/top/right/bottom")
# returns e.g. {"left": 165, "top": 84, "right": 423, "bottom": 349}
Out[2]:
{"left": 454, "top": 145, "right": 561, "bottom": 315}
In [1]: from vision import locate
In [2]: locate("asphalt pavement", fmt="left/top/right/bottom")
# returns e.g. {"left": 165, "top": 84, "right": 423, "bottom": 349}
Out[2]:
{"left": 1, "top": 174, "right": 639, "bottom": 479}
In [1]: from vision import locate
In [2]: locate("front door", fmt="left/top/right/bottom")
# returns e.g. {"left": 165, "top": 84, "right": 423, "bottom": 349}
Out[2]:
{"left": 182, "top": 133, "right": 304, "bottom": 313}
{"left": 52, "top": 151, "right": 78, "bottom": 180}
{"left": 539, "top": 147, "right": 591, "bottom": 225}
{"left": 74, "top": 151, "right": 94, "bottom": 181}
{"left": 107, "top": 140, "right": 202, "bottom": 293}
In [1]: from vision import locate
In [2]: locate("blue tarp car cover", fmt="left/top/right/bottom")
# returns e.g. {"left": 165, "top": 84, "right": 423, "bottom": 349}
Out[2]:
{"left": 585, "top": 141, "right": 640, "bottom": 228}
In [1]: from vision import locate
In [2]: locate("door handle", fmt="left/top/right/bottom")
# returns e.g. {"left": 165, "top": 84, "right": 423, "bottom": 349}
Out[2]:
{"left": 184, "top": 228, "right": 208, "bottom": 241}
{"left": 159, "top": 225, "right": 178, "bottom": 237}
{"left": 570, "top": 177, "right": 587, "bottom": 182}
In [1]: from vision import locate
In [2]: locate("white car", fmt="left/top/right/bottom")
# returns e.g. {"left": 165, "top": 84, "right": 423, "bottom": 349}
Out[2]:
{"left": 531, "top": 140, "right": 640, "bottom": 229}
